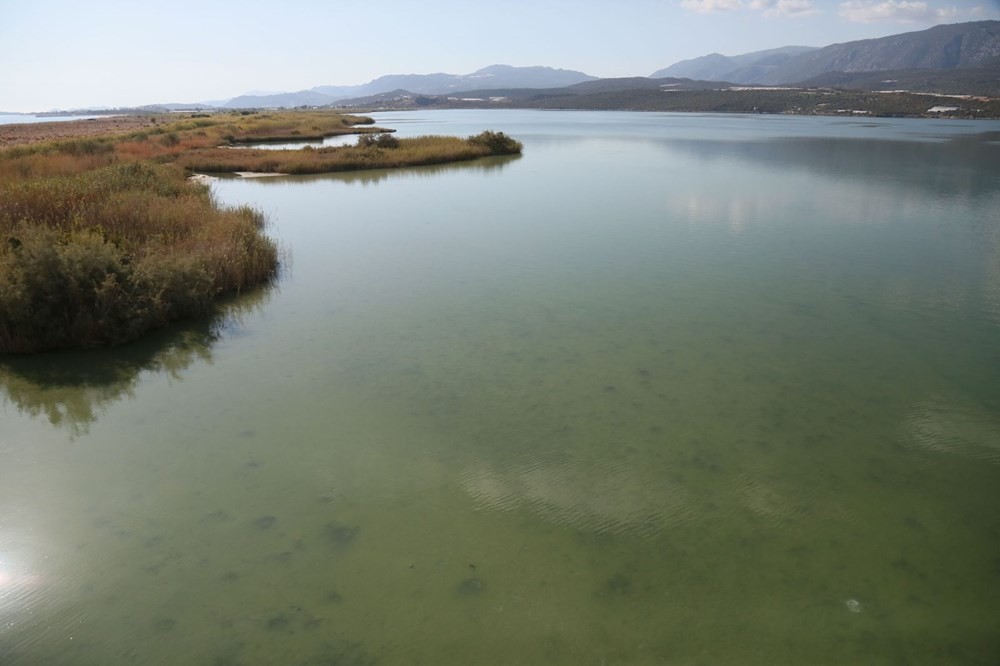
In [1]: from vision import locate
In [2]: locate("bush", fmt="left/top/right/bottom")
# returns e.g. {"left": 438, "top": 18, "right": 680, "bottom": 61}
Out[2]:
{"left": 356, "top": 132, "right": 399, "bottom": 149}
{"left": 0, "top": 225, "right": 139, "bottom": 350}
{"left": 0, "top": 162, "right": 278, "bottom": 352}
{"left": 468, "top": 130, "right": 522, "bottom": 154}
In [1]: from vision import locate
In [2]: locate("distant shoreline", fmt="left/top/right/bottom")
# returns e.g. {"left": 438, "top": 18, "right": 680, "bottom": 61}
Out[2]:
{"left": 346, "top": 88, "right": 1000, "bottom": 120}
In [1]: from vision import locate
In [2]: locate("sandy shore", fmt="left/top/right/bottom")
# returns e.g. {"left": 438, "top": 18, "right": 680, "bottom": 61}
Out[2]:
{"left": 0, "top": 115, "right": 164, "bottom": 148}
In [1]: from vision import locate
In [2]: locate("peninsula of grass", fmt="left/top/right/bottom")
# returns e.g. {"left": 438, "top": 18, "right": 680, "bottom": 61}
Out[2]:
{"left": 0, "top": 111, "right": 523, "bottom": 353}
{"left": 179, "top": 130, "right": 524, "bottom": 175}
{"left": 0, "top": 161, "right": 278, "bottom": 353}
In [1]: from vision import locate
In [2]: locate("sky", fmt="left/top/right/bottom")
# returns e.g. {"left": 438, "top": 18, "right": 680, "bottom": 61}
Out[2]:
{"left": 1, "top": 0, "right": 998, "bottom": 111}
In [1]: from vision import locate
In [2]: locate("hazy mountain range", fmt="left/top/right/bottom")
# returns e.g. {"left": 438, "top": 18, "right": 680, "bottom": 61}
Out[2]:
{"left": 219, "top": 65, "right": 597, "bottom": 109}
{"left": 141, "top": 20, "right": 998, "bottom": 110}
{"left": 653, "top": 20, "right": 1000, "bottom": 85}
{"left": 650, "top": 46, "right": 820, "bottom": 82}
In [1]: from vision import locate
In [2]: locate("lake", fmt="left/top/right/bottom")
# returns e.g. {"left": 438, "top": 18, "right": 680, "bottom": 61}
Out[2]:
{"left": 2, "top": 110, "right": 999, "bottom": 665}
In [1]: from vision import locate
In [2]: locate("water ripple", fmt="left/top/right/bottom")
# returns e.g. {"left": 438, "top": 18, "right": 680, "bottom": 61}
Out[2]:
{"left": 459, "top": 451, "right": 694, "bottom": 538}
{"left": 904, "top": 398, "right": 1000, "bottom": 465}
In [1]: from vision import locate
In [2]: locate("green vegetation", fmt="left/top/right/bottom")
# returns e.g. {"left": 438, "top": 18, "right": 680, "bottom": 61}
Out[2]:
{"left": 0, "top": 162, "right": 277, "bottom": 353}
{"left": 0, "top": 111, "right": 523, "bottom": 353}
{"left": 176, "top": 131, "right": 523, "bottom": 175}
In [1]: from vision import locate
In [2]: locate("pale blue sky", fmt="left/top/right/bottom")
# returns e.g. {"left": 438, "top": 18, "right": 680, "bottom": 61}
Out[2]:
{"left": 1, "top": 0, "right": 997, "bottom": 111}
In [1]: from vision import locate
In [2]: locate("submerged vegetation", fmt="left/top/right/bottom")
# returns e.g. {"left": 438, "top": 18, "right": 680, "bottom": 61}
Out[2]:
{"left": 0, "top": 111, "right": 523, "bottom": 353}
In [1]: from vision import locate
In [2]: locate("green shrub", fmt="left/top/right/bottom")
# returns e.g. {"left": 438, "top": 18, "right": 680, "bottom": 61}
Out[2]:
{"left": 0, "top": 111, "right": 523, "bottom": 352}
{"left": 356, "top": 132, "right": 399, "bottom": 149}
{"left": 0, "top": 225, "right": 137, "bottom": 350}
{"left": 0, "top": 162, "right": 278, "bottom": 352}
{"left": 468, "top": 130, "right": 522, "bottom": 154}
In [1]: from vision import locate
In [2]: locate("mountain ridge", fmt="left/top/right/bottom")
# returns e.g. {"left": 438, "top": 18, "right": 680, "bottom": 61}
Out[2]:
{"left": 224, "top": 65, "right": 597, "bottom": 108}
{"left": 152, "top": 21, "right": 1000, "bottom": 110}
{"left": 651, "top": 46, "right": 818, "bottom": 81}
{"left": 651, "top": 20, "right": 1000, "bottom": 85}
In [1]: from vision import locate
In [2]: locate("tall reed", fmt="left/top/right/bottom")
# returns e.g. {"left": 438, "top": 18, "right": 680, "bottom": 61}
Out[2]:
{"left": 1, "top": 112, "right": 520, "bottom": 352}
{"left": 0, "top": 162, "right": 278, "bottom": 352}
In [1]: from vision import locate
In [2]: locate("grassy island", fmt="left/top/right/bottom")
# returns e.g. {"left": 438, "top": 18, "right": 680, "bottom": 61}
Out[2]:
{"left": 0, "top": 111, "right": 522, "bottom": 353}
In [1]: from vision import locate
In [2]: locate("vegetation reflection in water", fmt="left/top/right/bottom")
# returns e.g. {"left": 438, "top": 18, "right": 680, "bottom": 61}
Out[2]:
{"left": 1, "top": 111, "right": 999, "bottom": 665}
{"left": 0, "top": 286, "right": 273, "bottom": 437}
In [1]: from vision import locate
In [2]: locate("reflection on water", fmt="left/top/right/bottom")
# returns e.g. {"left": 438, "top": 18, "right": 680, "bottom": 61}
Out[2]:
{"left": 230, "top": 133, "right": 365, "bottom": 151}
{"left": 0, "top": 287, "right": 272, "bottom": 436}
{"left": 662, "top": 132, "right": 1000, "bottom": 202}
{"left": 2, "top": 111, "right": 999, "bottom": 665}
{"left": 241, "top": 153, "right": 521, "bottom": 187}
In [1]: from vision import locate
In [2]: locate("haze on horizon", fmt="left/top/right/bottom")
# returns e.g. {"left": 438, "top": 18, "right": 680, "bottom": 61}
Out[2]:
{"left": 2, "top": 0, "right": 998, "bottom": 112}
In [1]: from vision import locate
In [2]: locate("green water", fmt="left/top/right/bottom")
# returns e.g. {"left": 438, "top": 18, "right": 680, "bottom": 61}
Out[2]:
{"left": 2, "top": 111, "right": 999, "bottom": 664}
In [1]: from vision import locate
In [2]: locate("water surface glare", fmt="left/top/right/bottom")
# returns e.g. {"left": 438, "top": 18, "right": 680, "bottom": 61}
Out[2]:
{"left": 2, "top": 110, "right": 999, "bottom": 664}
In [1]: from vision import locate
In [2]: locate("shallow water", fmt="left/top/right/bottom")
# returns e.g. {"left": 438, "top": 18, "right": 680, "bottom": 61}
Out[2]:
{"left": 231, "top": 133, "right": 363, "bottom": 150}
{"left": 2, "top": 110, "right": 999, "bottom": 664}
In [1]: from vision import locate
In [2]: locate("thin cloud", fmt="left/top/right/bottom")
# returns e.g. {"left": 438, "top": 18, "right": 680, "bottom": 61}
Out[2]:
{"left": 837, "top": 1, "right": 982, "bottom": 22}
{"left": 680, "top": 0, "right": 744, "bottom": 12}
{"left": 749, "top": 0, "right": 820, "bottom": 16}
{"left": 680, "top": 0, "right": 817, "bottom": 15}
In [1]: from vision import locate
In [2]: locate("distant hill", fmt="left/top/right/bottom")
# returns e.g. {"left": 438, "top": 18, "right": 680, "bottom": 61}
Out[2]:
{"left": 800, "top": 64, "right": 1000, "bottom": 96}
{"left": 225, "top": 65, "right": 597, "bottom": 108}
{"left": 224, "top": 90, "right": 341, "bottom": 109}
{"left": 651, "top": 46, "right": 817, "bottom": 81}
{"left": 137, "top": 102, "right": 218, "bottom": 112}
{"left": 329, "top": 77, "right": 725, "bottom": 108}
{"left": 652, "top": 21, "right": 1000, "bottom": 85}
{"left": 315, "top": 64, "right": 597, "bottom": 97}
{"left": 157, "top": 23, "right": 1000, "bottom": 111}
{"left": 341, "top": 82, "right": 1000, "bottom": 118}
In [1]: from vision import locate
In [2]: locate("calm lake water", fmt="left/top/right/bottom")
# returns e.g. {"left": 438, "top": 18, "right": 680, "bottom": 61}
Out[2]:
{"left": 2, "top": 110, "right": 999, "bottom": 665}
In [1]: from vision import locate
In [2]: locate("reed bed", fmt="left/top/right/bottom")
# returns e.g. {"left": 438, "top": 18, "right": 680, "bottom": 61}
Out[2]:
{"left": 0, "top": 162, "right": 277, "bottom": 352}
{"left": 178, "top": 132, "right": 524, "bottom": 174}
{"left": 0, "top": 112, "right": 521, "bottom": 353}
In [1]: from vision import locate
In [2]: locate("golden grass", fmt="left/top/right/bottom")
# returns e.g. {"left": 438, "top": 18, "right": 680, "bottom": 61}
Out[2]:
{"left": 177, "top": 134, "right": 522, "bottom": 174}
{"left": 0, "top": 162, "right": 278, "bottom": 352}
{"left": 0, "top": 111, "right": 521, "bottom": 352}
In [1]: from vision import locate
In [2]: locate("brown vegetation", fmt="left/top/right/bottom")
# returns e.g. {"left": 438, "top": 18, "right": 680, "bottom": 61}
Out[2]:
{"left": 0, "top": 111, "right": 522, "bottom": 353}
{"left": 0, "top": 162, "right": 277, "bottom": 352}
{"left": 178, "top": 133, "right": 523, "bottom": 175}
{"left": 0, "top": 114, "right": 162, "bottom": 148}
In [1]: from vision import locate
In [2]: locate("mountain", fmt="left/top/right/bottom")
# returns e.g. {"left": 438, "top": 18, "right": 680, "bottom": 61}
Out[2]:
{"left": 337, "top": 76, "right": 719, "bottom": 109}
{"left": 328, "top": 77, "right": 1000, "bottom": 118}
{"left": 225, "top": 90, "right": 339, "bottom": 108}
{"left": 761, "top": 20, "right": 1000, "bottom": 85}
{"left": 319, "top": 64, "right": 597, "bottom": 97}
{"left": 331, "top": 77, "right": 725, "bottom": 108}
{"left": 137, "top": 102, "right": 218, "bottom": 112}
{"left": 651, "top": 46, "right": 817, "bottom": 81}
{"left": 798, "top": 63, "right": 1000, "bottom": 96}
{"left": 652, "top": 21, "right": 1000, "bottom": 86}
{"left": 226, "top": 65, "right": 597, "bottom": 108}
